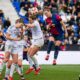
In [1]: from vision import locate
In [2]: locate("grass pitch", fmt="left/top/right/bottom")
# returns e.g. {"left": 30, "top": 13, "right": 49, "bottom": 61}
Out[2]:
{"left": 0, "top": 65, "right": 80, "bottom": 80}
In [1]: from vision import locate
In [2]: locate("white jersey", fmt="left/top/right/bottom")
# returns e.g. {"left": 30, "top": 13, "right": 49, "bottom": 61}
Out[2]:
{"left": 31, "top": 20, "right": 43, "bottom": 39}
{"left": 6, "top": 25, "right": 21, "bottom": 45}
{"left": 17, "top": 40, "right": 25, "bottom": 47}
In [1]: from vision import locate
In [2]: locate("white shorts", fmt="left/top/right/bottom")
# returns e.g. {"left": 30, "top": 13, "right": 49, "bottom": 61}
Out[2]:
{"left": 5, "top": 42, "right": 19, "bottom": 54}
{"left": 31, "top": 37, "right": 44, "bottom": 48}
{"left": 5, "top": 41, "right": 13, "bottom": 53}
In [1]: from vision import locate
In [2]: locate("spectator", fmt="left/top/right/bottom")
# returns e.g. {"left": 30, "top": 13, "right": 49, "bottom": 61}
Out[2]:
{"left": 20, "top": 0, "right": 26, "bottom": 8}
{"left": 0, "top": 10, "right": 4, "bottom": 18}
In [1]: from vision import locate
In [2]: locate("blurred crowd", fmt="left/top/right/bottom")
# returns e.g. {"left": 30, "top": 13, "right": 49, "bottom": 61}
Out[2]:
{"left": 0, "top": 0, "right": 80, "bottom": 51}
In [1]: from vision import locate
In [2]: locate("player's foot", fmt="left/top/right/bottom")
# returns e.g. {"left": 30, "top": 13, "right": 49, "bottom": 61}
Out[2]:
{"left": 25, "top": 67, "right": 34, "bottom": 74}
{"left": 20, "top": 75, "right": 25, "bottom": 80}
{"left": 53, "top": 60, "right": 56, "bottom": 65}
{"left": 34, "top": 67, "right": 41, "bottom": 75}
{"left": 8, "top": 76, "right": 13, "bottom": 80}
{"left": 3, "top": 77, "right": 8, "bottom": 80}
{"left": 45, "top": 54, "right": 49, "bottom": 60}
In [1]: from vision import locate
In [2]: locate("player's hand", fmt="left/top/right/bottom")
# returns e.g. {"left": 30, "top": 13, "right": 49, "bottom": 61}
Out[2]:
{"left": 46, "top": 25, "right": 50, "bottom": 30}
{"left": 65, "top": 32, "right": 68, "bottom": 38}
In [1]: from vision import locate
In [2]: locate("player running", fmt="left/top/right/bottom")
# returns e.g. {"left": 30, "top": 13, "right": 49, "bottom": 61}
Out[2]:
{"left": 44, "top": 10, "right": 68, "bottom": 65}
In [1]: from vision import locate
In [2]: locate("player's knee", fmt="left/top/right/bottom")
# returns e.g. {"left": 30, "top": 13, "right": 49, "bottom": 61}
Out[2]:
{"left": 4, "top": 58, "right": 9, "bottom": 63}
{"left": 30, "top": 53, "right": 35, "bottom": 57}
{"left": 18, "top": 63, "right": 22, "bottom": 67}
{"left": 7, "top": 64, "right": 11, "bottom": 68}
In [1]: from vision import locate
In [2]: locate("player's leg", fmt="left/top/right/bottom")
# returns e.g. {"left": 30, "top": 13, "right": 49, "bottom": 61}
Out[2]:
{"left": 45, "top": 36, "right": 54, "bottom": 60}
{"left": 26, "top": 54, "right": 40, "bottom": 75}
{"left": 25, "top": 54, "right": 35, "bottom": 74}
{"left": 27, "top": 38, "right": 44, "bottom": 74}
{"left": 27, "top": 45, "right": 41, "bottom": 75}
{"left": 25, "top": 47, "right": 37, "bottom": 74}
{"left": 4, "top": 43, "right": 12, "bottom": 63}
{"left": 31, "top": 55, "right": 41, "bottom": 75}
{"left": 0, "top": 44, "right": 11, "bottom": 76}
{"left": 17, "top": 59, "right": 25, "bottom": 80}
{"left": 53, "top": 34, "right": 64, "bottom": 65}
{"left": 9, "top": 51, "right": 18, "bottom": 80}
{"left": 23, "top": 48, "right": 34, "bottom": 74}
{"left": 28, "top": 46, "right": 40, "bottom": 57}
{"left": 1, "top": 51, "right": 10, "bottom": 74}
{"left": 3, "top": 60, "right": 12, "bottom": 80}
{"left": 17, "top": 49, "right": 25, "bottom": 80}
{"left": 53, "top": 40, "right": 61, "bottom": 65}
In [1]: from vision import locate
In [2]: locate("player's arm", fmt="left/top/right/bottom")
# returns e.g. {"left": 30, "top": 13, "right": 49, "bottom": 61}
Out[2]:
{"left": 46, "top": 24, "right": 51, "bottom": 30}
{"left": 60, "top": 20, "right": 68, "bottom": 37}
{"left": 26, "top": 24, "right": 34, "bottom": 28}
{"left": 6, "top": 33, "right": 21, "bottom": 41}
{"left": 24, "top": 24, "right": 35, "bottom": 30}
{"left": 56, "top": 15, "right": 68, "bottom": 37}
{"left": 5, "top": 26, "right": 12, "bottom": 40}
{"left": 6, "top": 33, "right": 14, "bottom": 40}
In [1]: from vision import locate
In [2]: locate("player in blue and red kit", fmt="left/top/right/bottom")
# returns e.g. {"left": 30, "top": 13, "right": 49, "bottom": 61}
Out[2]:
{"left": 44, "top": 10, "right": 68, "bottom": 65}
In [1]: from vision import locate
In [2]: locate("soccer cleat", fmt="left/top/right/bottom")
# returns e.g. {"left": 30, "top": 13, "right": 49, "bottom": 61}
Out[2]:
{"left": 8, "top": 76, "right": 13, "bottom": 80}
{"left": 45, "top": 55, "right": 49, "bottom": 60}
{"left": 34, "top": 67, "right": 41, "bottom": 75}
{"left": 25, "top": 67, "right": 34, "bottom": 74}
{"left": 53, "top": 60, "right": 56, "bottom": 65}
{"left": 3, "top": 77, "right": 8, "bottom": 80}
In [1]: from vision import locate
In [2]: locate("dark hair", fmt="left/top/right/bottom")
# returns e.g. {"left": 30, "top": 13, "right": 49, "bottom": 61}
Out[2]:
{"left": 29, "top": 15, "right": 37, "bottom": 20}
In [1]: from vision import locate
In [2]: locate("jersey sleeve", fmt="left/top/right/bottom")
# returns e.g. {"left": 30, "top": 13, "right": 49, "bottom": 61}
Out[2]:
{"left": 56, "top": 15, "right": 62, "bottom": 21}
{"left": 6, "top": 26, "right": 12, "bottom": 34}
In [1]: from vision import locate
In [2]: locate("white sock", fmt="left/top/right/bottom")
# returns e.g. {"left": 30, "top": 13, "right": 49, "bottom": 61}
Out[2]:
{"left": 31, "top": 56, "right": 39, "bottom": 69}
{"left": 27, "top": 55, "right": 34, "bottom": 68}
{"left": 9, "top": 63, "right": 17, "bottom": 77}
{"left": 17, "top": 66, "right": 23, "bottom": 75}
{"left": 0, "top": 61, "right": 6, "bottom": 74}
{"left": 5, "top": 66, "right": 10, "bottom": 77}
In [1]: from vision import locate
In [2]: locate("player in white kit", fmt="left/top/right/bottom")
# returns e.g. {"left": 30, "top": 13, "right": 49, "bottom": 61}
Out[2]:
{"left": 3, "top": 19, "right": 24, "bottom": 80}
{"left": 25, "top": 15, "right": 44, "bottom": 74}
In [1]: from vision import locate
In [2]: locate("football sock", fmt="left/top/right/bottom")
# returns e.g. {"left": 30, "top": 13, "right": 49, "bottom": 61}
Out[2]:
{"left": 5, "top": 66, "right": 10, "bottom": 77}
{"left": 47, "top": 41, "right": 53, "bottom": 54}
{"left": 27, "top": 55, "right": 34, "bottom": 68}
{"left": 31, "top": 56, "right": 39, "bottom": 69}
{"left": 9, "top": 63, "right": 17, "bottom": 77}
{"left": 54, "top": 46, "right": 60, "bottom": 59}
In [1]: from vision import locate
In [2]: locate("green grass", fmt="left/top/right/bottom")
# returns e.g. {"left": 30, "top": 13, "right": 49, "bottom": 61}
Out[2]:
{"left": 0, "top": 65, "right": 80, "bottom": 80}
